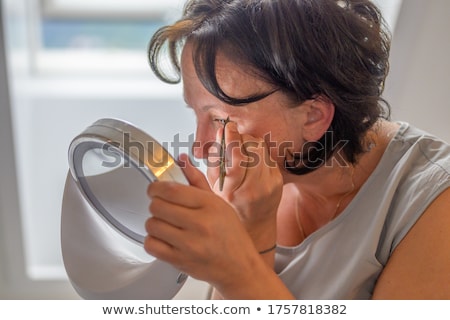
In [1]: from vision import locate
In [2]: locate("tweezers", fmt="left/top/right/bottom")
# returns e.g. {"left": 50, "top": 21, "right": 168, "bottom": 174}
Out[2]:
{"left": 216, "top": 116, "right": 230, "bottom": 191}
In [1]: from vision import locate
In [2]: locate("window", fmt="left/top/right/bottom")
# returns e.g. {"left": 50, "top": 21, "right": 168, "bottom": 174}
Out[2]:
{"left": 33, "top": 0, "right": 183, "bottom": 74}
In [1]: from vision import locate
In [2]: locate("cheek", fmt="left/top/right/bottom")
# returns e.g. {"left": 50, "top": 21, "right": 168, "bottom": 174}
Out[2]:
{"left": 263, "top": 129, "right": 300, "bottom": 164}
{"left": 192, "top": 119, "right": 219, "bottom": 159}
{"left": 236, "top": 121, "right": 267, "bottom": 138}
{"left": 267, "top": 139, "right": 290, "bottom": 167}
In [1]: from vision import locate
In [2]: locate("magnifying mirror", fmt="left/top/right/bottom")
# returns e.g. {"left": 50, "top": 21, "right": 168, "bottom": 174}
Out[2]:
{"left": 61, "top": 118, "right": 189, "bottom": 299}
{"left": 68, "top": 118, "right": 188, "bottom": 243}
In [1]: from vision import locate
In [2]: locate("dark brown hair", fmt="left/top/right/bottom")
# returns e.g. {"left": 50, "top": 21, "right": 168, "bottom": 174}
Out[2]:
{"left": 148, "top": 0, "right": 391, "bottom": 174}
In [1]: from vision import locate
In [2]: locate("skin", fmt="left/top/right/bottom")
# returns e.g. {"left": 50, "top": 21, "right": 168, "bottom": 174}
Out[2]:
{"left": 144, "top": 43, "right": 450, "bottom": 299}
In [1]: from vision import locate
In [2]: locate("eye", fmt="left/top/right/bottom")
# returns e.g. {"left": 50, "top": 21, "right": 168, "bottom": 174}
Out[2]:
{"left": 213, "top": 116, "right": 230, "bottom": 126}
{"left": 214, "top": 118, "right": 226, "bottom": 125}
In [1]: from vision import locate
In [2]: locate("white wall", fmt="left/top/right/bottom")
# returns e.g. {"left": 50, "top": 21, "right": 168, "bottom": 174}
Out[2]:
{"left": 384, "top": 0, "right": 450, "bottom": 143}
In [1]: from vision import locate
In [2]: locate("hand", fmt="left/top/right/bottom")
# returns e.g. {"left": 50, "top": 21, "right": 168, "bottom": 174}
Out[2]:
{"left": 207, "top": 122, "right": 283, "bottom": 248}
{"left": 144, "top": 154, "right": 264, "bottom": 288}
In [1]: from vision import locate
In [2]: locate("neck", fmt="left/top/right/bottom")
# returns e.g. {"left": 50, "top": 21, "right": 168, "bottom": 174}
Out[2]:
{"left": 282, "top": 120, "right": 398, "bottom": 201}
{"left": 277, "top": 159, "right": 355, "bottom": 243}
{"left": 277, "top": 120, "right": 400, "bottom": 241}
{"left": 282, "top": 159, "right": 355, "bottom": 201}
{"left": 277, "top": 122, "right": 399, "bottom": 246}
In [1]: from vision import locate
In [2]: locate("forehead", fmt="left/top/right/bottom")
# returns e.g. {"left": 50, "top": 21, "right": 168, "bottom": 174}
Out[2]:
{"left": 180, "top": 43, "right": 273, "bottom": 99}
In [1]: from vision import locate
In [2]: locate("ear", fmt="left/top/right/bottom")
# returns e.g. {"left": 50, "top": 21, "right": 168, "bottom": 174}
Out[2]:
{"left": 302, "top": 96, "right": 335, "bottom": 142}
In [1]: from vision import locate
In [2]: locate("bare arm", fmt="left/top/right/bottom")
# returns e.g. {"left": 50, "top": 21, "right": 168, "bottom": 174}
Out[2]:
{"left": 373, "top": 187, "right": 450, "bottom": 299}
{"left": 209, "top": 249, "right": 292, "bottom": 299}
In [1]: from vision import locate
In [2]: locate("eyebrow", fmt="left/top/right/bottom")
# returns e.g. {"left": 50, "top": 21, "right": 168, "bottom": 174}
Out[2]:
{"left": 183, "top": 97, "right": 216, "bottom": 113}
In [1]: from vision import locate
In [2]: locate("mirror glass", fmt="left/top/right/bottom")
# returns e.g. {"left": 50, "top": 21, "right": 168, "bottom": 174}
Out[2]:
{"left": 72, "top": 140, "right": 152, "bottom": 244}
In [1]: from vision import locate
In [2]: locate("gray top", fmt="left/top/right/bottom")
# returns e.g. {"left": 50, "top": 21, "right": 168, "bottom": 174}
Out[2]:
{"left": 275, "top": 122, "right": 450, "bottom": 299}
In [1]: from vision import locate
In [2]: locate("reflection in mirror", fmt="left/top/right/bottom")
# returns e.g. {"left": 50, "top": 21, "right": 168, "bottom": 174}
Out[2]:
{"left": 74, "top": 142, "right": 152, "bottom": 244}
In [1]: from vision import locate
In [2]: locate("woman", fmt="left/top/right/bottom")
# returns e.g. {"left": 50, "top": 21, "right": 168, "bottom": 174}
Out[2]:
{"left": 144, "top": 0, "right": 450, "bottom": 299}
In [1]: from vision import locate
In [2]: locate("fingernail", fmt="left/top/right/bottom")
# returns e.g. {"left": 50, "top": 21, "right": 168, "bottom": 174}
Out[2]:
{"left": 177, "top": 154, "right": 188, "bottom": 168}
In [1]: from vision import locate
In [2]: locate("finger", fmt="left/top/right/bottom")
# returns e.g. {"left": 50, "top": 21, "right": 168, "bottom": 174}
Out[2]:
{"left": 147, "top": 181, "right": 207, "bottom": 209}
{"left": 144, "top": 233, "right": 179, "bottom": 263}
{"left": 145, "top": 216, "right": 186, "bottom": 248}
{"left": 178, "top": 153, "right": 211, "bottom": 191}
{"left": 148, "top": 196, "right": 195, "bottom": 228}
{"left": 240, "top": 138, "right": 268, "bottom": 172}
{"left": 219, "top": 122, "right": 248, "bottom": 192}
{"left": 240, "top": 138, "right": 280, "bottom": 185}
{"left": 206, "top": 126, "right": 223, "bottom": 188}
{"left": 237, "top": 138, "right": 283, "bottom": 210}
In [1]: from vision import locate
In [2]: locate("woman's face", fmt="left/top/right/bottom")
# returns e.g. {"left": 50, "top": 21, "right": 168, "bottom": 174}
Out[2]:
{"left": 181, "top": 43, "right": 309, "bottom": 171}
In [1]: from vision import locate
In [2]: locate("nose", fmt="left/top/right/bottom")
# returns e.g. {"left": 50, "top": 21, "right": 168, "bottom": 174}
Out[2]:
{"left": 192, "top": 122, "right": 216, "bottom": 160}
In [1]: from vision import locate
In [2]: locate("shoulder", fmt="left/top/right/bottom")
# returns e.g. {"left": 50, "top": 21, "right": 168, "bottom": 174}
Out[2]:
{"left": 373, "top": 185, "right": 450, "bottom": 299}
{"left": 370, "top": 122, "right": 450, "bottom": 186}
{"left": 368, "top": 123, "right": 450, "bottom": 295}
{"left": 395, "top": 122, "right": 450, "bottom": 166}
{"left": 374, "top": 122, "right": 450, "bottom": 244}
